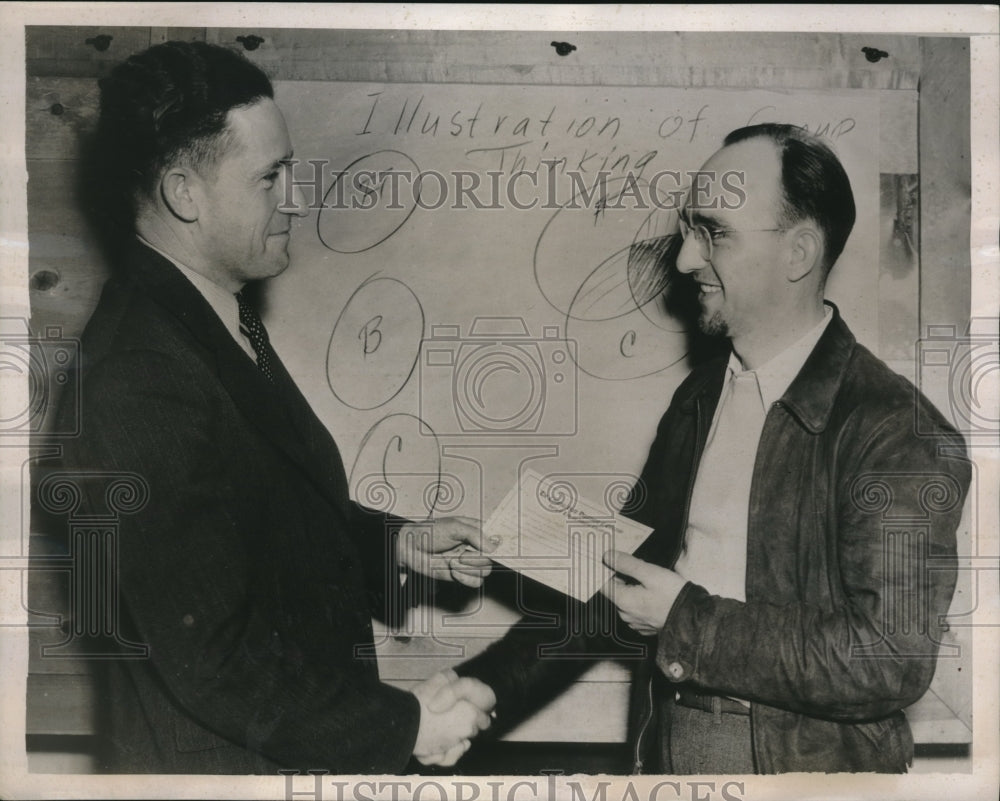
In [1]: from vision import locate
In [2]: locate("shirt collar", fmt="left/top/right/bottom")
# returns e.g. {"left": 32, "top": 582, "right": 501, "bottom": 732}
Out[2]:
{"left": 727, "top": 305, "right": 834, "bottom": 409}
{"left": 135, "top": 235, "right": 245, "bottom": 348}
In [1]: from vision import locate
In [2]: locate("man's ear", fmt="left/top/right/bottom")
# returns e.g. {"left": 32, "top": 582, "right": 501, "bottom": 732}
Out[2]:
{"left": 159, "top": 167, "right": 200, "bottom": 223}
{"left": 786, "top": 224, "right": 823, "bottom": 283}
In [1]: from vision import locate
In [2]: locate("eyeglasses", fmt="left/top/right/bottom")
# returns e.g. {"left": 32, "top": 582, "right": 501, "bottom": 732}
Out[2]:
{"left": 677, "top": 209, "right": 786, "bottom": 262}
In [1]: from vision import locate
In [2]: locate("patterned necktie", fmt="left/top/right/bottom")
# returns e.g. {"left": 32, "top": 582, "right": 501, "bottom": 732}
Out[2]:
{"left": 236, "top": 291, "right": 275, "bottom": 383}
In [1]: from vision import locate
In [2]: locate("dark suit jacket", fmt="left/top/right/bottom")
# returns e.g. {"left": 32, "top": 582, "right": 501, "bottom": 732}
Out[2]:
{"left": 55, "top": 241, "right": 422, "bottom": 774}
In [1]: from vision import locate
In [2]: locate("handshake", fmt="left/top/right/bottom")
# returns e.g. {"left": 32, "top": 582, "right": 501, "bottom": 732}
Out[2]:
{"left": 396, "top": 517, "right": 497, "bottom": 766}
{"left": 410, "top": 669, "right": 497, "bottom": 767}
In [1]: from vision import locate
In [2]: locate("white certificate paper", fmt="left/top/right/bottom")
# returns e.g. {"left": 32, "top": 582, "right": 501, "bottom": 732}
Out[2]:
{"left": 483, "top": 470, "right": 654, "bottom": 602}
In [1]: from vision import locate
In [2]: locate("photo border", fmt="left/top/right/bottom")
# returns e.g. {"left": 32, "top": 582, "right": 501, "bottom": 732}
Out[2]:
{"left": 1, "top": 4, "right": 997, "bottom": 800}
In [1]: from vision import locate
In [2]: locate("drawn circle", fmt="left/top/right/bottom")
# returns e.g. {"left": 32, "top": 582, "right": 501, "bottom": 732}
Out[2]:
{"left": 556, "top": 191, "right": 688, "bottom": 382}
{"left": 565, "top": 239, "right": 684, "bottom": 332}
{"left": 348, "top": 414, "right": 443, "bottom": 518}
{"left": 327, "top": 276, "right": 424, "bottom": 411}
{"left": 454, "top": 344, "right": 544, "bottom": 432}
{"left": 534, "top": 176, "right": 682, "bottom": 325}
{"left": 316, "top": 150, "right": 421, "bottom": 254}
{"left": 628, "top": 209, "right": 685, "bottom": 332}
{"left": 564, "top": 286, "right": 688, "bottom": 382}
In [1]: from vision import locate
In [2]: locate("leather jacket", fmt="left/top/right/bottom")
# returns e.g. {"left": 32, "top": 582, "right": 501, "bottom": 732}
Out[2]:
{"left": 460, "top": 306, "right": 970, "bottom": 774}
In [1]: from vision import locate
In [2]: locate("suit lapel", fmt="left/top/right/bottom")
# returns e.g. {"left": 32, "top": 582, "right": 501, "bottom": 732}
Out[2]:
{"left": 129, "top": 243, "right": 353, "bottom": 520}
{"left": 265, "top": 346, "right": 352, "bottom": 513}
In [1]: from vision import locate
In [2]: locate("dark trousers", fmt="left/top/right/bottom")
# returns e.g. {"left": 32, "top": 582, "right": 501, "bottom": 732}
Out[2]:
{"left": 669, "top": 702, "right": 755, "bottom": 774}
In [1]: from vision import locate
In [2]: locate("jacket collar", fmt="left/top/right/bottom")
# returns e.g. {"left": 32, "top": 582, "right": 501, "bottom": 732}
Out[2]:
{"left": 777, "top": 303, "right": 856, "bottom": 433}
{"left": 679, "top": 303, "right": 856, "bottom": 434}
{"left": 125, "top": 240, "right": 353, "bottom": 518}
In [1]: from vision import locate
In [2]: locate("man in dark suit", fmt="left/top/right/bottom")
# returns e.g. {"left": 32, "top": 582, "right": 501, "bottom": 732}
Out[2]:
{"left": 55, "top": 40, "right": 493, "bottom": 774}
{"left": 457, "top": 124, "right": 970, "bottom": 773}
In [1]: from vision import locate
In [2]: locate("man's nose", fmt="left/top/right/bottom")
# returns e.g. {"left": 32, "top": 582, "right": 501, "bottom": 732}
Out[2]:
{"left": 281, "top": 183, "right": 310, "bottom": 217}
{"left": 675, "top": 234, "right": 707, "bottom": 274}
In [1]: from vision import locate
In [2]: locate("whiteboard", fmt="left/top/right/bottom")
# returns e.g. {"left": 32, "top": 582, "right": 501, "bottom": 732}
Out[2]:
{"left": 268, "top": 83, "right": 878, "bottom": 537}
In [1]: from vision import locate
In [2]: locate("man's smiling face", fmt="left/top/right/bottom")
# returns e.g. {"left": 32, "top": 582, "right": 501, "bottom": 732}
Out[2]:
{"left": 676, "top": 138, "right": 794, "bottom": 342}
{"left": 188, "top": 98, "right": 306, "bottom": 290}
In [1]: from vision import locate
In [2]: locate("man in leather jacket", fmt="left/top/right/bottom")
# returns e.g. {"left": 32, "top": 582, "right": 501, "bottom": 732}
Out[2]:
{"left": 457, "top": 123, "right": 970, "bottom": 773}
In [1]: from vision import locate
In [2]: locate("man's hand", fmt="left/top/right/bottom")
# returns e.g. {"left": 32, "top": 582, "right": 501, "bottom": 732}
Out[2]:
{"left": 600, "top": 550, "right": 687, "bottom": 636}
{"left": 411, "top": 669, "right": 496, "bottom": 766}
{"left": 398, "top": 517, "right": 497, "bottom": 587}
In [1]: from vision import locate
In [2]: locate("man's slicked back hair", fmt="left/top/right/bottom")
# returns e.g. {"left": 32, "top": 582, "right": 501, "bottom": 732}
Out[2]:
{"left": 95, "top": 41, "right": 273, "bottom": 229}
{"left": 724, "top": 123, "right": 856, "bottom": 273}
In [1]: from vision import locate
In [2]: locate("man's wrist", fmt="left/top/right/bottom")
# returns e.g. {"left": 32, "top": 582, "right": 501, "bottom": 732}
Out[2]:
{"left": 395, "top": 521, "right": 422, "bottom": 574}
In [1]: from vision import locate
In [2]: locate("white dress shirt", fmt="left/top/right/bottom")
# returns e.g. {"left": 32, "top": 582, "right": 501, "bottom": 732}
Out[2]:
{"left": 138, "top": 237, "right": 416, "bottom": 586}
{"left": 674, "top": 306, "right": 834, "bottom": 602}
{"left": 137, "top": 236, "right": 258, "bottom": 364}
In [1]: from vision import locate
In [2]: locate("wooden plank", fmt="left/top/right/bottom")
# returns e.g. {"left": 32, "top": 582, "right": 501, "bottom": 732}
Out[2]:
{"left": 26, "top": 26, "right": 151, "bottom": 78}
{"left": 878, "top": 173, "right": 920, "bottom": 371}
{"left": 917, "top": 37, "right": 972, "bottom": 428}
{"left": 27, "top": 532, "right": 93, "bottom": 677}
{"left": 27, "top": 159, "right": 93, "bottom": 237}
{"left": 194, "top": 29, "right": 920, "bottom": 88}
{"left": 320, "top": 64, "right": 880, "bottom": 89}
{"left": 25, "top": 77, "right": 99, "bottom": 161}
{"left": 27, "top": 159, "right": 110, "bottom": 341}
{"left": 26, "top": 674, "right": 96, "bottom": 736}
{"left": 906, "top": 688, "right": 973, "bottom": 745}
{"left": 23, "top": 159, "right": 104, "bottom": 444}
{"left": 159, "top": 28, "right": 207, "bottom": 45}
{"left": 880, "top": 91, "right": 918, "bottom": 174}
{"left": 23, "top": 28, "right": 921, "bottom": 87}
{"left": 928, "top": 518, "right": 975, "bottom": 731}
{"left": 26, "top": 750, "right": 98, "bottom": 774}
{"left": 26, "top": 669, "right": 971, "bottom": 744}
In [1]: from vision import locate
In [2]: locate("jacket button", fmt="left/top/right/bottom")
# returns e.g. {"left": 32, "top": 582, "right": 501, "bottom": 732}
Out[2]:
{"left": 666, "top": 661, "right": 685, "bottom": 680}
